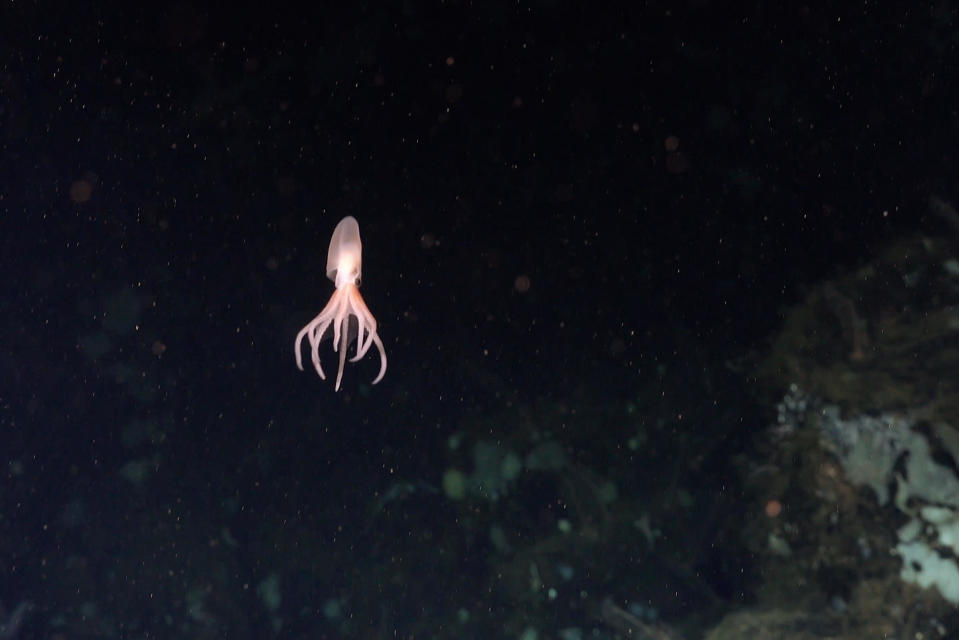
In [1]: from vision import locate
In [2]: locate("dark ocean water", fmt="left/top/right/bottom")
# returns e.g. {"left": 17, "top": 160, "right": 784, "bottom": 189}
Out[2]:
{"left": 1, "top": 3, "right": 956, "bottom": 638}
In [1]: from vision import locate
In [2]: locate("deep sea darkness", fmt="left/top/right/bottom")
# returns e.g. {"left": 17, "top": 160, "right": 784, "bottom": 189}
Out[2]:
{"left": 1, "top": 2, "right": 958, "bottom": 638}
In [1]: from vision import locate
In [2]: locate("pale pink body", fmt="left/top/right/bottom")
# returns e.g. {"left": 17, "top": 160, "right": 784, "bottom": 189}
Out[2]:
{"left": 295, "top": 216, "right": 387, "bottom": 391}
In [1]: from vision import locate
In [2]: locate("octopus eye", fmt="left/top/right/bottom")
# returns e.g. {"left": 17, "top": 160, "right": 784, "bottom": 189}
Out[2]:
{"left": 339, "top": 260, "right": 360, "bottom": 284}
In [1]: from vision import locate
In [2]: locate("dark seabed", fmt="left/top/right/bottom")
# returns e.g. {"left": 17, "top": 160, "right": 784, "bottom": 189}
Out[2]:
{"left": 2, "top": 3, "right": 959, "bottom": 639}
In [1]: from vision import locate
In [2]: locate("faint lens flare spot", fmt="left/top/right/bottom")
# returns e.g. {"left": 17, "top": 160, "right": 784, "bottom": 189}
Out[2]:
{"left": 514, "top": 274, "right": 531, "bottom": 293}
{"left": 69, "top": 172, "right": 98, "bottom": 203}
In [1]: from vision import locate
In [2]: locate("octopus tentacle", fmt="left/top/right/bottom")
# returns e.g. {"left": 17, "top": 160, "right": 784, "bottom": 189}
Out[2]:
{"left": 331, "top": 291, "right": 349, "bottom": 353}
{"left": 370, "top": 332, "right": 387, "bottom": 384}
{"left": 348, "top": 291, "right": 377, "bottom": 362}
{"left": 294, "top": 324, "right": 312, "bottom": 371}
{"left": 354, "top": 310, "right": 366, "bottom": 360}
{"left": 309, "top": 316, "right": 331, "bottom": 379}
{"left": 335, "top": 322, "right": 349, "bottom": 391}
